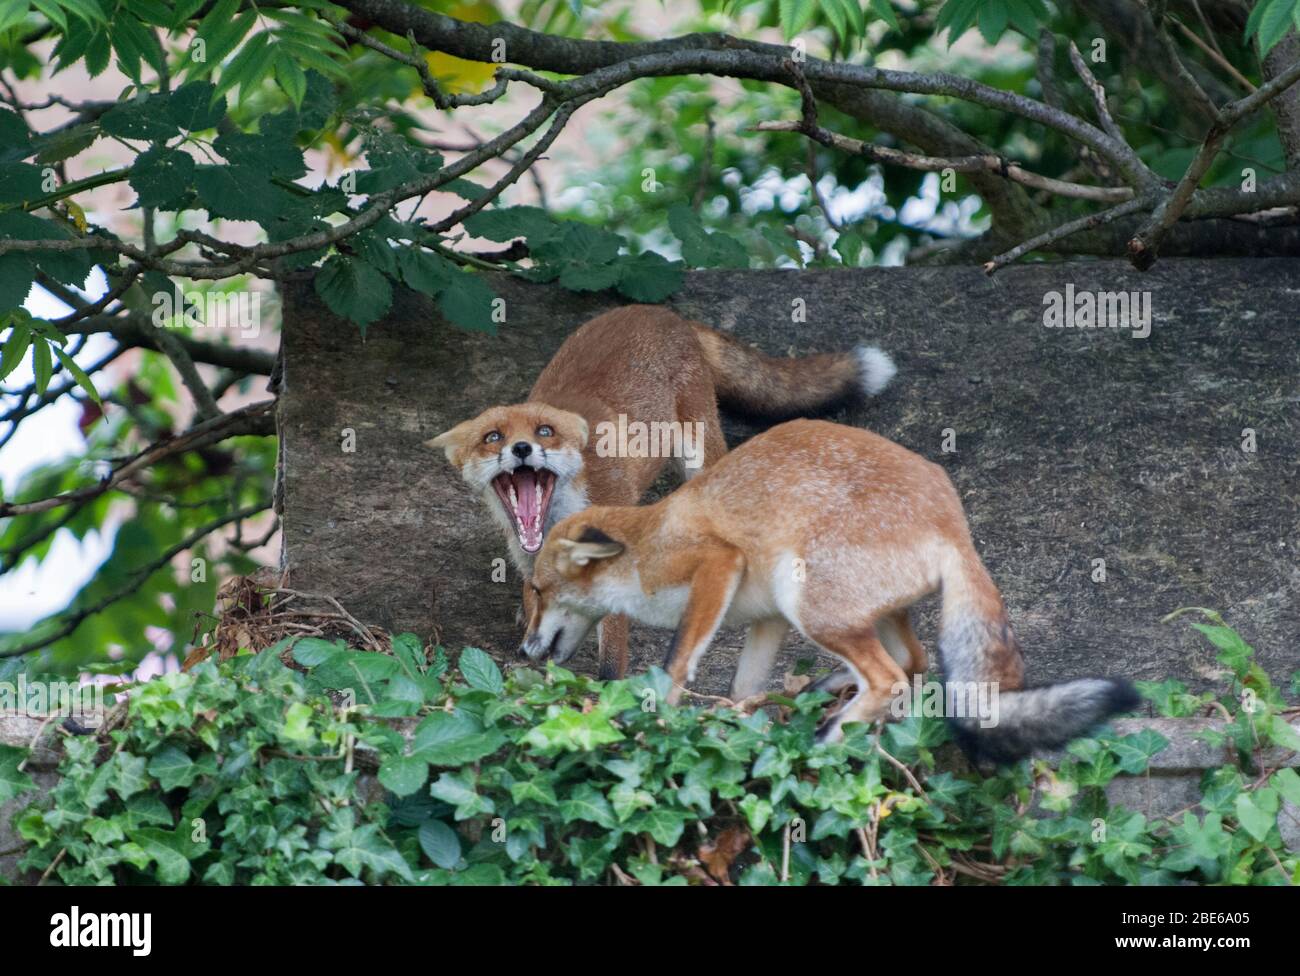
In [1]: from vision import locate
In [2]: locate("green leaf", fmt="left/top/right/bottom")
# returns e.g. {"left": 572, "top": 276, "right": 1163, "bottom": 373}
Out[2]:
{"left": 418, "top": 819, "right": 462, "bottom": 869}
{"left": 291, "top": 637, "right": 345, "bottom": 667}
{"left": 100, "top": 95, "right": 178, "bottom": 143}
{"left": 32, "top": 336, "right": 51, "bottom": 395}
{"left": 1269, "top": 714, "right": 1300, "bottom": 752}
{"left": 1271, "top": 767, "right": 1300, "bottom": 806}
{"left": 50, "top": 343, "right": 102, "bottom": 403}
{"left": 1253, "top": 0, "right": 1296, "bottom": 55}
{"left": 1234, "top": 787, "right": 1279, "bottom": 843}
{"left": 412, "top": 710, "right": 507, "bottom": 765}
{"left": 613, "top": 252, "right": 686, "bottom": 301}
{"left": 668, "top": 204, "right": 748, "bottom": 269}
{"left": 0, "top": 1, "right": 31, "bottom": 34}
{"left": 166, "top": 81, "right": 227, "bottom": 131}
{"left": 436, "top": 271, "right": 497, "bottom": 334}
{"left": 522, "top": 707, "right": 625, "bottom": 753}
{"left": 314, "top": 255, "right": 393, "bottom": 334}
{"left": 463, "top": 205, "right": 561, "bottom": 245}
{"left": 1111, "top": 729, "right": 1169, "bottom": 774}
{"left": 127, "top": 827, "right": 194, "bottom": 884}
{"left": 869, "top": 0, "right": 901, "bottom": 33}
{"left": 146, "top": 744, "right": 201, "bottom": 790}
{"left": 274, "top": 51, "right": 308, "bottom": 108}
{"left": 379, "top": 755, "right": 429, "bottom": 798}
{"left": 458, "top": 646, "right": 503, "bottom": 694}
{"left": 630, "top": 807, "right": 687, "bottom": 846}
{"left": 0, "top": 744, "right": 35, "bottom": 803}
{"left": 777, "top": 0, "right": 816, "bottom": 40}
{"left": 111, "top": 752, "right": 151, "bottom": 800}
{"left": 0, "top": 162, "right": 44, "bottom": 204}
{"left": 977, "top": 0, "right": 1009, "bottom": 43}
{"left": 1, "top": 317, "right": 33, "bottom": 380}
{"left": 129, "top": 146, "right": 195, "bottom": 208}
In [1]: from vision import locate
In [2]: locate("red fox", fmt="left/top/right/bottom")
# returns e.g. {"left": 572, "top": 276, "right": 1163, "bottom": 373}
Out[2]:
{"left": 426, "top": 307, "right": 895, "bottom": 681}
{"left": 521, "top": 418, "right": 1139, "bottom": 761}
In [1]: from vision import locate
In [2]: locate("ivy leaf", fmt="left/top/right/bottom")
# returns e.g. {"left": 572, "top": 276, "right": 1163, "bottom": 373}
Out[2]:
{"left": 291, "top": 636, "right": 345, "bottom": 668}
{"left": 127, "top": 828, "right": 194, "bottom": 885}
{"left": 559, "top": 783, "right": 617, "bottom": 828}
{"left": 147, "top": 744, "right": 201, "bottom": 790}
{"left": 1271, "top": 767, "right": 1300, "bottom": 808}
{"left": 111, "top": 753, "right": 151, "bottom": 800}
{"left": 630, "top": 807, "right": 687, "bottom": 846}
{"left": 0, "top": 744, "right": 35, "bottom": 803}
{"left": 1110, "top": 729, "right": 1169, "bottom": 774}
{"left": 314, "top": 255, "right": 393, "bottom": 334}
{"left": 1234, "top": 790, "right": 1278, "bottom": 842}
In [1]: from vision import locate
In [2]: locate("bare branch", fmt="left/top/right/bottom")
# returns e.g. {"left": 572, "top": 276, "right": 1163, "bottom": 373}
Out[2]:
{"left": 1129, "top": 57, "right": 1300, "bottom": 267}
{"left": 985, "top": 196, "right": 1153, "bottom": 273}
{"left": 754, "top": 119, "right": 1135, "bottom": 203}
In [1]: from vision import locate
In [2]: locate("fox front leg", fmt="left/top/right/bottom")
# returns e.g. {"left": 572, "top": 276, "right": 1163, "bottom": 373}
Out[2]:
{"left": 662, "top": 547, "right": 746, "bottom": 705}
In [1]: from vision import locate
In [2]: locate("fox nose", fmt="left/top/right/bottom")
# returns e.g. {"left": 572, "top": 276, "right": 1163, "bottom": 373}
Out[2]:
{"left": 512, "top": 441, "right": 532, "bottom": 459}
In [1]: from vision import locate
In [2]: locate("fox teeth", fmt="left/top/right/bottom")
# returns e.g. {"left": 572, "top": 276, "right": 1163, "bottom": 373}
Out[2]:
{"left": 508, "top": 486, "right": 518, "bottom": 510}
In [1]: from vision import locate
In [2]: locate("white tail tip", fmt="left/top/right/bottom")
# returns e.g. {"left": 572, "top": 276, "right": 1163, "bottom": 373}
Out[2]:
{"left": 855, "top": 345, "right": 896, "bottom": 396}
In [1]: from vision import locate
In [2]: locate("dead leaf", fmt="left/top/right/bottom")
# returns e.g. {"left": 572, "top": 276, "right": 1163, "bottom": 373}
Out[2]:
{"left": 699, "top": 825, "right": 751, "bottom": 884}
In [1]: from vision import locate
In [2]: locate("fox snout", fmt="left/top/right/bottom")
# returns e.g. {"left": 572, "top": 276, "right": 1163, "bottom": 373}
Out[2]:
{"left": 519, "top": 627, "right": 562, "bottom": 660}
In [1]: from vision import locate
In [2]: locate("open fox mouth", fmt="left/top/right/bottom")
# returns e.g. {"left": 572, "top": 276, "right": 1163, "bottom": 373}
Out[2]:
{"left": 492, "top": 466, "right": 557, "bottom": 554}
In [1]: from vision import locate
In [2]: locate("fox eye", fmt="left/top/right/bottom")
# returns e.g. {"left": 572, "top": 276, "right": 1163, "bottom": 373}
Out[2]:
{"left": 536, "top": 425, "right": 554, "bottom": 438}
{"left": 484, "top": 430, "right": 502, "bottom": 444}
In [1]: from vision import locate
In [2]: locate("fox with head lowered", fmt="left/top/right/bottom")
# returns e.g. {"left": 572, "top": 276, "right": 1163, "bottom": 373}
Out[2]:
{"left": 519, "top": 419, "right": 1140, "bottom": 763}
{"left": 427, "top": 305, "right": 896, "bottom": 681}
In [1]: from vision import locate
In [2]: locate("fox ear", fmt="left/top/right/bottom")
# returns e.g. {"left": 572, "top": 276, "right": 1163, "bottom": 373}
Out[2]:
{"left": 557, "top": 531, "right": 624, "bottom": 567}
{"left": 424, "top": 418, "right": 476, "bottom": 464}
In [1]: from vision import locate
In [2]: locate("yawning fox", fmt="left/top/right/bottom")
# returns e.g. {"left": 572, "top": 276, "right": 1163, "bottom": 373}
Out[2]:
{"left": 426, "top": 306, "right": 895, "bottom": 680}
{"left": 520, "top": 418, "right": 1139, "bottom": 762}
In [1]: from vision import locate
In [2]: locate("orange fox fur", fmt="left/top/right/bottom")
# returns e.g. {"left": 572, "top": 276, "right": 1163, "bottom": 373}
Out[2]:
{"left": 427, "top": 307, "right": 894, "bottom": 680}
{"left": 522, "top": 419, "right": 1138, "bottom": 762}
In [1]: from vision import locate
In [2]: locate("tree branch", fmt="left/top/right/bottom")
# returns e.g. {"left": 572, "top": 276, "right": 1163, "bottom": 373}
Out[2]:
{"left": 0, "top": 399, "right": 275, "bottom": 518}
{"left": 1129, "top": 56, "right": 1300, "bottom": 267}
{"left": 0, "top": 502, "right": 270, "bottom": 659}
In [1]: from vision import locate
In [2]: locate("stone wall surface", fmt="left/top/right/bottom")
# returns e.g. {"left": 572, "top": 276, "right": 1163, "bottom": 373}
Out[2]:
{"left": 278, "top": 260, "right": 1298, "bottom": 695}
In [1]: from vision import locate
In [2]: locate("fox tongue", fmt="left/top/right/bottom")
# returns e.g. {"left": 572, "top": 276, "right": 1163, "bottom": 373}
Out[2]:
{"left": 513, "top": 467, "right": 542, "bottom": 551}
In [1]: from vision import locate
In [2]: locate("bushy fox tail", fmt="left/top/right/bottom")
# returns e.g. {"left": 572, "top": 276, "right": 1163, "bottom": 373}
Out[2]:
{"left": 936, "top": 546, "right": 1140, "bottom": 764}
{"left": 691, "top": 324, "right": 894, "bottom": 420}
